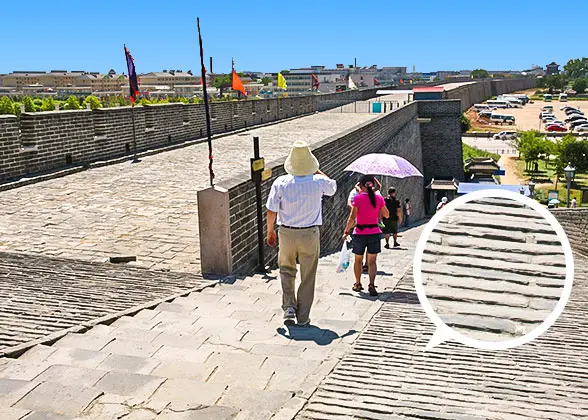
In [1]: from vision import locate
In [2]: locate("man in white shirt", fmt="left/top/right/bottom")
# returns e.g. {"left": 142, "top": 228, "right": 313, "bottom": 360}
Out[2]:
{"left": 266, "top": 141, "right": 337, "bottom": 326}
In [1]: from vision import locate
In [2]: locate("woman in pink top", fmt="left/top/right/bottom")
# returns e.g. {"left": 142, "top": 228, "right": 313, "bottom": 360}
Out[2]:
{"left": 343, "top": 175, "right": 389, "bottom": 296}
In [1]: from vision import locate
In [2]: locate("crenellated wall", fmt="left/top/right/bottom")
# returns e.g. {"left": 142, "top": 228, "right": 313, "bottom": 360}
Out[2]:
{"left": 0, "top": 78, "right": 535, "bottom": 185}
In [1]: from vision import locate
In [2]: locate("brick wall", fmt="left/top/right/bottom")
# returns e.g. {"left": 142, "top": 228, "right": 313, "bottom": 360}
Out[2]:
{"left": 0, "top": 78, "right": 534, "bottom": 185}
{"left": 551, "top": 208, "right": 588, "bottom": 257}
{"left": 0, "top": 96, "right": 319, "bottom": 184}
{"left": 444, "top": 78, "right": 536, "bottom": 112}
{"left": 0, "top": 115, "right": 22, "bottom": 181}
{"left": 214, "top": 103, "right": 424, "bottom": 274}
{"left": 417, "top": 100, "right": 464, "bottom": 186}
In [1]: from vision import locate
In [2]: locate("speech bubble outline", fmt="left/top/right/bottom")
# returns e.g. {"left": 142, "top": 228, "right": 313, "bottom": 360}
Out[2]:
{"left": 413, "top": 189, "right": 575, "bottom": 351}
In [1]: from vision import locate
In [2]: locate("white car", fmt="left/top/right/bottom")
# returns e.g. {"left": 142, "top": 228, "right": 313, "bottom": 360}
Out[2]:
{"left": 542, "top": 116, "right": 557, "bottom": 123}
{"left": 574, "top": 125, "right": 588, "bottom": 132}
{"left": 493, "top": 131, "right": 518, "bottom": 140}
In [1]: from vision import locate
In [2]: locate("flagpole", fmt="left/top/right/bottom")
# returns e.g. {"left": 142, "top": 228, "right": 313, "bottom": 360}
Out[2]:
{"left": 131, "top": 102, "right": 138, "bottom": 163}
{"left": 197, "top": 18, "right": 215, "bottom": 187}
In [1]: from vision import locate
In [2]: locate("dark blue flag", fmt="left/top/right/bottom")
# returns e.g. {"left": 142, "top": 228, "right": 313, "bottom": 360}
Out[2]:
{"left": 124, "top": 45, "right": 139, "bottom": 103}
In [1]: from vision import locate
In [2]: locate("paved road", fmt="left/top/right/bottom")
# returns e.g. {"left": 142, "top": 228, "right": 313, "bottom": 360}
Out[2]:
{"left": 298, "top": 253, "right": 588, "bottom": 420}
{"left": 424, "top": 197, "right": 566, "bottom": 341}
{"left": 0, "top": 113, "right": 375, "bottom": 274}
{"left": 0, "top": 225, "right": 425, "bottom": 420}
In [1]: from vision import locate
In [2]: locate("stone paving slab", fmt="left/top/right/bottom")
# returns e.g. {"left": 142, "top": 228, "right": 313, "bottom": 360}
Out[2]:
{"left": 0, "top": 252, "right": 214, "bottom": 353}
{"left": 297, "top": 255, "right": 588, "bottom": 420}
{"left": 0, "top": 112, "right": 375, "bottom": 273}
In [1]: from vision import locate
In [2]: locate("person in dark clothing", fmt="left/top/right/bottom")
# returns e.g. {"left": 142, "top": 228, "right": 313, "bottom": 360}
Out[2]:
{"left": 382, "top": 188, "right": 402, "bottom": 248}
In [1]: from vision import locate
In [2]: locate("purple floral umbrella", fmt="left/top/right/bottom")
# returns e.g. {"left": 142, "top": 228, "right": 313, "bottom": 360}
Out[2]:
{"left": 344, "top": 153, "right": 423, "bottom": 178}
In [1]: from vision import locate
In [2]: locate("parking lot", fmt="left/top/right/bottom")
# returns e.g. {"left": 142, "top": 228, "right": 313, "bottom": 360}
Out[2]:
{"left": 470, "top": 97, "right": 587, "bottom": 133}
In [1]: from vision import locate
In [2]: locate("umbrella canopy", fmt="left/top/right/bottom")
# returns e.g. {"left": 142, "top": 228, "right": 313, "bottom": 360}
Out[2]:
{"left": 549, "top": 198, "right": 561, "bottom": 204}
{"left": 344, "top": 153, "right": 423, "bottom": 178}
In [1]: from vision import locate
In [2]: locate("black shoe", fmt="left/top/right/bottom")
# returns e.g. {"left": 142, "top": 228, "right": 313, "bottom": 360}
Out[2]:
{"left": 368, "top": 285, "right": 378, "bottom": 296}
{"left": 384, "top": 244, "right": 390, "bottom": 249}
{"left": 393, "top": 242, "right": 400, "bottom": 248}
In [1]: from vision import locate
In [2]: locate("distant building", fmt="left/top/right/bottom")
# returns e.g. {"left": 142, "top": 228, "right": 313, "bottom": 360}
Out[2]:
{"left": 139, "top": 71, "right": 200, "bottom": 89}
{"left": 546, "top": 62, "right": 560, "bottom": 76}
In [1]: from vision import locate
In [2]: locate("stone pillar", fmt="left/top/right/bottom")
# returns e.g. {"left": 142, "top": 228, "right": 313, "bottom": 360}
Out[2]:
{"left": 197, "top": 186, "right": 232, "bottom": 275}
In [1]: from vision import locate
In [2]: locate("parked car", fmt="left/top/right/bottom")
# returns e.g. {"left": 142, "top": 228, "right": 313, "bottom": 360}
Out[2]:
{"left": 546, "top": 124, "right": 567, "bottom": 132}
{"left": 565, "top": 109, "right": 584, "bottom": 116}
{"left": 542, "top": 116, "right": 557, "bottom": 123}
{"left": 550, "top": 120, "right": 566, "bottom": 126}
{"left": 566, "top": 114, "right": 588, "bottom": 123}
{"left": 561, "top": 106, "right": 575, "bottom": 111}
{"left": 575, "top": 125, "right": 588, "bottom": 132}
{"left": 493, "top": 131, "right": 518, "bottom": 140}
{"left": 540, "top": 112, "right": 555, "bottom": 119}
{"left": 569, "top": 119, "right": 588, "bottom": 129}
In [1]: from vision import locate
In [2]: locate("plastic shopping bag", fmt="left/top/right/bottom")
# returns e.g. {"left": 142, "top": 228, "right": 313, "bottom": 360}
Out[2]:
{"left": 336, "top": 239, "right": 351, "bottom": 273}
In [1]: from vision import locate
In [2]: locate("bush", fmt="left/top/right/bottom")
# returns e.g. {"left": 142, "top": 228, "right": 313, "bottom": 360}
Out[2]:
{"left": 0, "top": 96, "right": 14, "bottom": 115}
{"left": 64, "top": 96, "right": 80, "bottom": 110}
{"left": 460, "top": 113, "right": 471, "bottom": 133}
{"left": 22, "top": 96, "right": 35, "bottom": 112}
{"left": 82, "top": 95, "right": 102, "bottom": 110}
{"left": 42, "top": 97, "right": 56, "bottom": 111}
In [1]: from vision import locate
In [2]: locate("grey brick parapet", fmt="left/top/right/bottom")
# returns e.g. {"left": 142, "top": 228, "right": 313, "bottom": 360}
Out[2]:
{"left": 552, "top": 208, "right": 588, "bottom": 257}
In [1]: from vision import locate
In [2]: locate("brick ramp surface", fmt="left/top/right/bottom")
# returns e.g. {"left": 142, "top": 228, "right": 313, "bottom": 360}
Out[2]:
{"left": 423, "top": 197, "right": 566, "bottom": 341}
{"left": 0, "top": 226, "right": 425, "bottom": 420}
{"left": 0, "top": 252, "right": 213, "bottom": 353}
{"left": 297, "top": 256, "right": 588, "bottom": 420}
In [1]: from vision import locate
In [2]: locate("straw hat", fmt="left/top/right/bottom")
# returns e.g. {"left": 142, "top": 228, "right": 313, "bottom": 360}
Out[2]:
{"left": 284, "top": 141, "right": 319, "bottom": 176}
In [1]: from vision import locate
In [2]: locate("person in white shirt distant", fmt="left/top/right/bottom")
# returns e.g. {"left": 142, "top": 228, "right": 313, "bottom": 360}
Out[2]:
{"left": 571, "top": 198, "right": 577, "bottom": 208}
{"left": 266, "top": 141, "right": 337, "bottom": 326}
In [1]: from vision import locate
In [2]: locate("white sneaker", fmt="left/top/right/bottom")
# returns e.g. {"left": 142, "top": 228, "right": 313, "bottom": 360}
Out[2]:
{"left": 283, "top": 307, "right": 296, "bottom": 320}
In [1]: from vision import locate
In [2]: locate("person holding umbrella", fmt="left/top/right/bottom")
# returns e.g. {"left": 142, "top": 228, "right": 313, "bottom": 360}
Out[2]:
{"left": 343, "top": 175, "right": 389, "bottom": 296}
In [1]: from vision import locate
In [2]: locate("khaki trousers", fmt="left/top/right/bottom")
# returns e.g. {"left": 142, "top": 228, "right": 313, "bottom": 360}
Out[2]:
{"left": 278, "top": 226, "right": 320, "bottom": 324}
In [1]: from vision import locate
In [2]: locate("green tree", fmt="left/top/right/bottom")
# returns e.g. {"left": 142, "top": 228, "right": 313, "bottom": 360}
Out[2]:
{"left": 564, "top": 57, "right": 588, "bottom": 79}
{"left": 471, "top": 69, "right": 490, "bottom": 79}
{"left": 42, "top": 97, "right": 56, "bottom": 111}
{"left": 82, "top": 95, "right": 102, "bottom": 110}
{"left": 544, "top": 74, "right": 568, "bottom": 93}
{"left": 572, "top": 78, "right": 588, "bottom": 94}
{"left": 64, "top": 95, "right": 80, "bottom": 110}
{"left": 261, "top": 76, "right": 272, "bottom": 86}
{"left": 0, "top": 96, "right": 14, "bottom": 115}
{"left": 22, "top": 96, "right": 35, "bottom": 112}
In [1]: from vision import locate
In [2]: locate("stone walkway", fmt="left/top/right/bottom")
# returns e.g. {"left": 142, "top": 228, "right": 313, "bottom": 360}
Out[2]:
{"left": 0, "top": 226, "right": 424, "bottom": 420}
{"left": 298, "top": 254, "right": 588, "bottom": 419}
{"left": 0, "top": 113, "right": 375, "bottom": 273}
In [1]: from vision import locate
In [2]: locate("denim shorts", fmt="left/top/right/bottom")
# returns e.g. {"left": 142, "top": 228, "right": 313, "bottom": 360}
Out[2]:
{"left": 352, "top": 234, "right": 381, "bottom": 255}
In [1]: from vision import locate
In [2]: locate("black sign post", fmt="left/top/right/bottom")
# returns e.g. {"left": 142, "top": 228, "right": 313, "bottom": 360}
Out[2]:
{"left": 251, "top": 136, "right": 267, "bottom": 273}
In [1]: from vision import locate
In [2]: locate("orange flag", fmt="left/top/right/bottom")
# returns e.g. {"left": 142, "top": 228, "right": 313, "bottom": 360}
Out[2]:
{"left": 232, "top": 69, "right": 247, "bottom": 96}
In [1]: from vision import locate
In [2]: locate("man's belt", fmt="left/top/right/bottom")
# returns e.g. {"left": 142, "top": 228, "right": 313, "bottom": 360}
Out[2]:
{"left": 281, "top": 225, "right": 317, "bottom": 230}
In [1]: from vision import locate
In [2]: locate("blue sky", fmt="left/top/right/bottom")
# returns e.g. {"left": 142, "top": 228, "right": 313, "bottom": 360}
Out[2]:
{"left": 3, "top": 0, "right": 587, "bottom": 74}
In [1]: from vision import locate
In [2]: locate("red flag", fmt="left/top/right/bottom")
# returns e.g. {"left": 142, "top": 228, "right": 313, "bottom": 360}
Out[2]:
{"left": 374, "top": 78, "right": 381, "bottom": 86}
{"left": 312, "top": 73, "right": 320, "bottom": 90}
{"left": 232, "top": 70, "right": 247, "bottom": 96}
